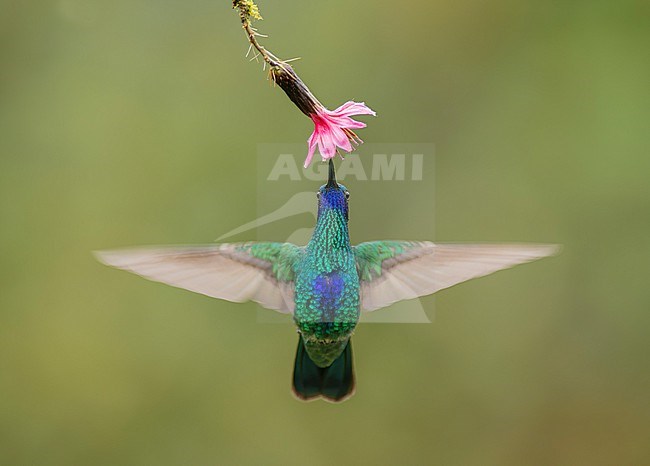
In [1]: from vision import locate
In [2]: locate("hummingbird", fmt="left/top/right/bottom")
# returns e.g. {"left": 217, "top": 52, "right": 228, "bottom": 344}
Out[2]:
{"left": 96, "top": 160, "right": 558, "bottom": 403}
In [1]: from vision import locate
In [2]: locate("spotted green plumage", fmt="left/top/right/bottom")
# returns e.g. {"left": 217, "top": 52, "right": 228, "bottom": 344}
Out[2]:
{"left": 234, "top": 173, "right": 363, "bottom": 369}
{"left": 293, "top": 181, "right": 359, "bottom": 367}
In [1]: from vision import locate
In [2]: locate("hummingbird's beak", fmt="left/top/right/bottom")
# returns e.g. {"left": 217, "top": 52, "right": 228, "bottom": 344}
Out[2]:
{"left": 326, "top": 159, "right": 338, "bottom": 189}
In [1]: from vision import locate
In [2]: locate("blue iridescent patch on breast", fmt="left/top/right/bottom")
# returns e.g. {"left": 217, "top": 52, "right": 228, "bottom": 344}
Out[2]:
{"left": 312, "top": 273, "right": 345, "bottom": 320}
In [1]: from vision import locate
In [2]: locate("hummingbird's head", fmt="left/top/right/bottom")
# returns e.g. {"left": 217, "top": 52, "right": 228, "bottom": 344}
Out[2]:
{"left": 317, "top": 160, "right": 349, "bottom": 221}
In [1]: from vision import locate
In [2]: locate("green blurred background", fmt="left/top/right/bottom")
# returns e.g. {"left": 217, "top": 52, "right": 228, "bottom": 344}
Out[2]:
{"left": 1, "top": 0, "right": 649, "bottom": 464}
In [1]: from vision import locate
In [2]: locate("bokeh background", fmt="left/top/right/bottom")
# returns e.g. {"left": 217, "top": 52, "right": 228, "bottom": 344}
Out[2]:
{"left": 1, "top": 0, "right": 649, "bottom": 464}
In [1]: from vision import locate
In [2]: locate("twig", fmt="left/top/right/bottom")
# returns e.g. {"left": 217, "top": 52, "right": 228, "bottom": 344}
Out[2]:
{"left": 231, "top": 0, "right": 325, "bottom": 116}
{"left": 232, "top": 0, "right": 279, "bottom": 66}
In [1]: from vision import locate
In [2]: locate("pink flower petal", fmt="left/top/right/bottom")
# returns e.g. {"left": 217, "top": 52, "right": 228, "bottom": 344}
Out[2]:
{"left": 302, "top": 101, "right": 375, "bottom": 167}
{"left": 325, "top": 114, "right": 367, "bottom": 129}
{"left": 304, "top": 131, "right": 318, "bottom": 168}
{"left": 331, "top": 125, "right": 353, "bottom": 153}
{"left": 318, "top": 128, "right": 337, "bottom": 159}
{"left": 332, "top": 101, "right": 376, "bottom": 117}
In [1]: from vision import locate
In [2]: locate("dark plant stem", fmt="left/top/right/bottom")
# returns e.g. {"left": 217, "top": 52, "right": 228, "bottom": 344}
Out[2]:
{"left": 232, "top": 0, "right": 323, "bottom": 116}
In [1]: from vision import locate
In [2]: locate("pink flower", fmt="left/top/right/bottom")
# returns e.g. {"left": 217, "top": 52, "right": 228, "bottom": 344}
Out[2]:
{"left": 304, "top": 101, "right": 376, "bottom": 168}
{"left": 268, "top": 64, "right": 375, "bottom": 168}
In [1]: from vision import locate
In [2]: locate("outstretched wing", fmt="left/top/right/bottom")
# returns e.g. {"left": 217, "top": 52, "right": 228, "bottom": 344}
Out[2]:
{"left": 95, "top": 243, "right": 304, "bottom": 313}
{"left": 354, "top": 241, "right": 559, "bottom": 312}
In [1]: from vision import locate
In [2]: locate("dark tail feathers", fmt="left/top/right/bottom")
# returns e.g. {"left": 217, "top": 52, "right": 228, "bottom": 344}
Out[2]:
{"left": 292, "top": 338, "right": 355, "bottom": 403}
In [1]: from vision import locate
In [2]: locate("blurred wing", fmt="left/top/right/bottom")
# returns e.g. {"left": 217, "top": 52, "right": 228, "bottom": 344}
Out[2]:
{"left": 95, "top": 243, "right": 304, "bottom": 313}
{"left": 354, "top": 241, "right": 559, "bottom": 312}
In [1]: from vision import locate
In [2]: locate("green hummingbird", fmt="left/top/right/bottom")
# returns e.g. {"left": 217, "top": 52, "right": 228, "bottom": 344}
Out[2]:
{"left": 96, "top": 160, "right": 558, "bottom": 403}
